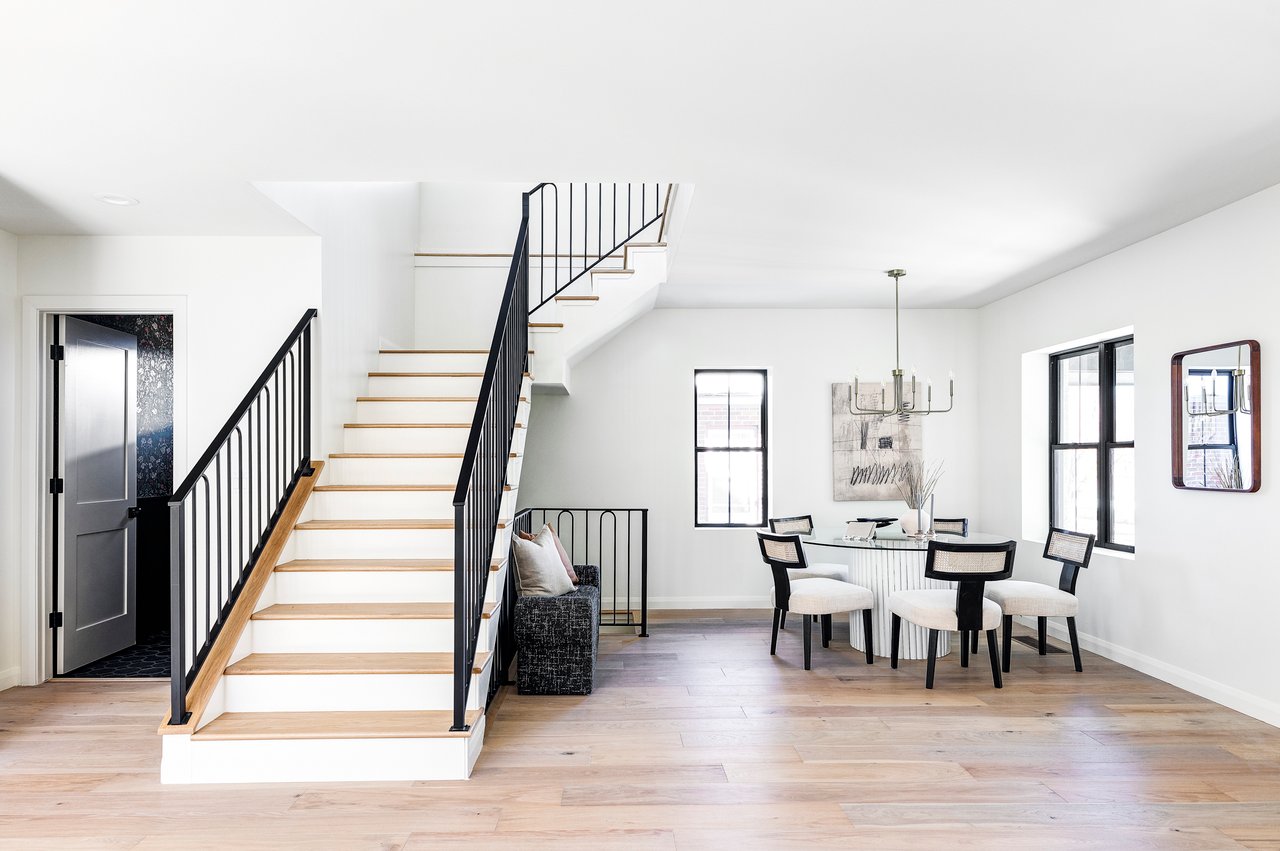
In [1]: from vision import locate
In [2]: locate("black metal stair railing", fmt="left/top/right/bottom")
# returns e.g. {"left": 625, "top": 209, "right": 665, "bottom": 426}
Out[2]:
{"left": 453, "top": 182, "right": 668, "bottom": 731}
{"left": 167, "top": 309, "right": 317, "bottom": 725}
{"left": 450, "top": 187, "right": 533, "bottom": 731}
{"left": 528, "top": 182, "right": 671, "bottom": 315}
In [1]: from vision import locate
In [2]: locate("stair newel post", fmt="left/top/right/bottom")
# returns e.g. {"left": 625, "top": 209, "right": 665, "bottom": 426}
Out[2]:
{"left": 168, "top": 499, "right": 189, "bottom": 724}
{"left": 301, "top": 320, "right": 313, "bottom": 475}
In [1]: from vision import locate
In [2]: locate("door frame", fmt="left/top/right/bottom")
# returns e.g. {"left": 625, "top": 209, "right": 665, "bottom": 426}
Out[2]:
{"left": 19, "top": 296, "right": 188, "bottom": 685}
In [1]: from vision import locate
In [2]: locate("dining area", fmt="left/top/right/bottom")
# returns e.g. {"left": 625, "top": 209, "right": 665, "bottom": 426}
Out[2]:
{"left": 756, "top": 513, "right": 1095, "bottom": 691}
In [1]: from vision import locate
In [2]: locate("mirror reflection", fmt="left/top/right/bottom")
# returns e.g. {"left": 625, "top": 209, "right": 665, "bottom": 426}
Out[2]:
{"left": 1178, "top": 342, "right": 1256, "bottom": 490}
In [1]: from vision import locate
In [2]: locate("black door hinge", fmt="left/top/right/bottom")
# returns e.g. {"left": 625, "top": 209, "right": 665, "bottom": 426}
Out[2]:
{"left": 49, "top": 477, "right": 64, "bottom": 495}
{"left": 50, "top": 344, "right": 65, "bottom": 361}
{"left": 48, "top": 612, "right": 63, "bottom": 629}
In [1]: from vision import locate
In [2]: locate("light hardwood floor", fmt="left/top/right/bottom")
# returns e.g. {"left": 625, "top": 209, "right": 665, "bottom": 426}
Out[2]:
{"left": 2, "top": 611, "right": 1279, "bottom": 849}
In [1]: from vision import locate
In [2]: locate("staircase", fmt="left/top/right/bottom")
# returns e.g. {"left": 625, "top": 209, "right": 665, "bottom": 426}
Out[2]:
{"left": 160, "top": 351, "right": 527, "bottom": 783}
{"left": 159, "top": 182, "right": 674, "bottom": 784}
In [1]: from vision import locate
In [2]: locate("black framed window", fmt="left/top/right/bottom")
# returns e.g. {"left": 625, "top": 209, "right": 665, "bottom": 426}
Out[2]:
{"left": 1050, "top": 337, "right": 1134, "bottom": 551}
{"left": 695, "top": 369, "right": 768, "bottom": 527}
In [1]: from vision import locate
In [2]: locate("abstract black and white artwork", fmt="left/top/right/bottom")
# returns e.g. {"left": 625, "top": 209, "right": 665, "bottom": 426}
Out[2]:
{"left": 831, "top": 383, "right": 922, "bottom": 500}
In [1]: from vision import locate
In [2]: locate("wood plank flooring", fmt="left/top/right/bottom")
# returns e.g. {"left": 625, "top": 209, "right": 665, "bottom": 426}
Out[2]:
{"left": 2, "top": 611, "right": 1279, "bottom": 849}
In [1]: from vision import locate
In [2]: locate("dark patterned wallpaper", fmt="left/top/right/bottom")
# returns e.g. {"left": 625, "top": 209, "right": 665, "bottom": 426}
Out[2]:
{"left": 72, "top": 314, "right": 174, "bottom": 498}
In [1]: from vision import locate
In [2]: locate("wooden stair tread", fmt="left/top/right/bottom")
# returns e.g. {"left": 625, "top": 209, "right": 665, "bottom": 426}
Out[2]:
{"left": 314, "top": 484, "right": 511, "bottom": 492}
{"left": 295, "top": 519, "right": 509, "bottom": 530}
{"left": 193, "top": 709, "right": 483, "bottom": 741}
{"left": 591, "top": 269, "right": 634, "bottom": 275}
{"left": 556, "top": 295, "right": 601, "bottom": 301}
{"left": 356, "top": 396, "right": 528, "bottom": 402}
{"left": 379, "top": 349, "right": 535, "bottom": 354}
{"left": 626, "top": 242, "right": 667, "bottom": 248}
{"left": 328, "top": 452, "right": 518, "bottom": 459}
{"left": 224, "top": 652, "right": 489, "bottom": 676}
{"left": 252, "top": 602, "right": 497, "bottom": 621}
{"left": 275, "top": 558, "right": 503, "bottom": 572}
{"left": 343, "top": 422, "right": 524, "bottom": 429}
{"left": 368, "top": 371, "right": 533, "bottom": 378}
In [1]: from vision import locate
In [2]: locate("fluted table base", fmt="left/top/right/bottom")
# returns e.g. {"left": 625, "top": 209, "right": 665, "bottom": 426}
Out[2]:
{"left": 805, "top": 542, "right": 953, "bottom": 660}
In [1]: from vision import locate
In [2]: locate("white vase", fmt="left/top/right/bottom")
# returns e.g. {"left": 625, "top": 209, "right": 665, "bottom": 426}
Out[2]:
{"left": 900, "top": 508, "right": 931, "bottom": 535}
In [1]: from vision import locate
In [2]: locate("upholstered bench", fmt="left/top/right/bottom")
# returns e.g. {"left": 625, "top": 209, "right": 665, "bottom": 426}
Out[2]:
{"left": 514, "top": 564, "right": 601, "bottom": 695}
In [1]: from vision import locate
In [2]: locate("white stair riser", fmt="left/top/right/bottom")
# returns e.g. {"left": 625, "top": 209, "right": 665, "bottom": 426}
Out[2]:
{"left": 326, "top": 456, "right": 523, "bottom": 486}
{"left": 292, "top": 527, "right": 511, "bottom": 560}
{"left": 222, "top": 666, "right": 491, "bottom": 712}
{"left": 355, "top": 399, "right": 529, "bottom": 424}
{"left": 272, "top": 564, "right": 509, "bottom": 605}
{"left": 367, "top": 376, "right": 483, "bottom": 395}
{"left": 311, "top": 490, "right": 516, "bottom": 520}
{"left": 164, "top": 718, "right": 484, "bottom": 784}
{"left": 344, "top": 426, "right": 527, "bottom": 454}
{"left": 377, "top": 353, "right": 491, "bottom": 372}
{"left": 249, "top": 618, "right": 491, "bottom": 654}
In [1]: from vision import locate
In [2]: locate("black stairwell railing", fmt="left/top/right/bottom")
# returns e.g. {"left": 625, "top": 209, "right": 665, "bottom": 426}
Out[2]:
{"left": 453, "top": 182, "right": 668, "bottom": 731}
{"left": 527, "top": 508, "right": 649, "bottom": 637}
{"left": 528, "top": 182, "right": 671, "bottom": 315}
{"left": 167, "top": 309, "right": 317, "bottom": 725}
{"left": 451, "top": 187, "right": 533, "bottom": 731}
{"left": 489, "top": 508, "right": 648, "bottom": 701}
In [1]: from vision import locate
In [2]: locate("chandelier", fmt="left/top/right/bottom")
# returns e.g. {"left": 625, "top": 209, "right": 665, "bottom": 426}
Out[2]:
{"left": 1186, "top": 350, "right": 1253, "bottom": 418}
{"left": 850, "top": 269, "right": 954, "bottom": 418}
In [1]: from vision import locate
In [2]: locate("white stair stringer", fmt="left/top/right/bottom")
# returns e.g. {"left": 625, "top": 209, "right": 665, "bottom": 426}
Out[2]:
{"left": 160, "top": 353, "right": 527, "bottom": 785}
{"left": 530, "top": 242, "right": 668, "bottom": 393}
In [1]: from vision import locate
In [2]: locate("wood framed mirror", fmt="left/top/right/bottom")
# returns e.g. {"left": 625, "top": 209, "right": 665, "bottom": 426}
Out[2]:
{"left": 1171, "top": 340, "right": 1261, "bottom": 492}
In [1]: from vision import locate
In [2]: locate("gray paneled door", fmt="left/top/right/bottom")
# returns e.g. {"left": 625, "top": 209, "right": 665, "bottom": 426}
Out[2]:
{"left": 58, "top": 317, "right": 138, "bottom": 673}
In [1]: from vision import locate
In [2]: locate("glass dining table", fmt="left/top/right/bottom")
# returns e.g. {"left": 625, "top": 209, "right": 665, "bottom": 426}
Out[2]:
{"left": 800, "top": 529, "right": 1015, "bottom": 660}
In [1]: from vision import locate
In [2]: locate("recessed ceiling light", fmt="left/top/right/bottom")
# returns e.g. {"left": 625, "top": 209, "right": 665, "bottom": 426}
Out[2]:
{"left": 94, "top": 193, "right": 139, "bottom": 206}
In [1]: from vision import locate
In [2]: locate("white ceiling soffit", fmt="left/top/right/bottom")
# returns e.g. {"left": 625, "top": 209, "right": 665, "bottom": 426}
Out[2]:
{"left": 3, "top": 1, "right": 1280, "bottom": 307}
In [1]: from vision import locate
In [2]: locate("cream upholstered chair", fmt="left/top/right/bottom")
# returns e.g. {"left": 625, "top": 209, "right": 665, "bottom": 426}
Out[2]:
{"left": 932, "top": 517, "right": 969, "bottom": 536}
{"left": 888, "top": 540, "right": 1016, "bottom": 689}
{"left": 985, "top": 527, "right": 1095, "bottom": 673}
{"left": 757, "top": 531, "right": 875, "bottom": 670}
{"left": 768, "top": 515, "right": 849, "bottom": 629}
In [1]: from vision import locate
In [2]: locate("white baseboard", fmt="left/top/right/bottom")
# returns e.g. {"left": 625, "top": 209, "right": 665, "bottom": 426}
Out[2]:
{"left": 0, "top": 666, "right": 20, "bottom": 692}
{"left": 648, "top": 596, "right": 770, "bottom": 610}
{"left": 1016, "top": 616, "right": 1280, "bottom": 729}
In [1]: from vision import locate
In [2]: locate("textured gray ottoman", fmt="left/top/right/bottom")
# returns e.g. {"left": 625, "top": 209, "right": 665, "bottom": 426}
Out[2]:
{"left": 514, "top": 564, "right": 601, "bottom": 695}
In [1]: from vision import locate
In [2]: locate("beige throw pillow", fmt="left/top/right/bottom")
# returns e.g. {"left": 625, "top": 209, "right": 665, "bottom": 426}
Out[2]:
{"left": 513, "top": 527, "right": 575, "bottom": 597}
{"left": 517, "top": 523, "right": 578, "bottom": 584}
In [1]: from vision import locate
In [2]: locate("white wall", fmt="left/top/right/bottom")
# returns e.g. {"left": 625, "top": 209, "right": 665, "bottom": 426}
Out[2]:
{"left": 0, "top": 229, "right": 20, "bottom": 689}
{"left": 518, "top": 307, "right": 980, "bottom": 607}
{"left": 258, "top": 183, "right": 419, "bottom": 454}
{"left": 978, "top": 182, "right": 1280, "bottom": 726}
{"left": 17, "top": 236, "right": 320, "bottom": 456}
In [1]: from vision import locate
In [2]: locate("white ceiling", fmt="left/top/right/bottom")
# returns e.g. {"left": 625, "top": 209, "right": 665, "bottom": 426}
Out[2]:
{"left": 4, "top": 1, "right": 1280, "bottom": 307}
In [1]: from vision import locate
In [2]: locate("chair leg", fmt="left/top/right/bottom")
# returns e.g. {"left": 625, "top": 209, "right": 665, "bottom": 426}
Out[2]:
{"left": 803, "top": 615, "right": 812, "bottom": 671}
{"left": 770, "top": 608, "right": 781, "bottom": 656}
{"left": 823, "top": 614, "right": 833, "bottom": 648}
{"left": 1038, "top": 616, "right": 1048, "bottom": 655}
{"left": 1067, "top": 616, "right": 1083, "bottom": 672}
{"left": 1002, "top": 614, "right": 1013, "bottom": 673}
{"left": 862, "top": 609, "right": 874, "bottom": 665}
{"left": 986, "top": 629, "right": 1003, "bottom": 688}
{"left": 971, "top": 630, "right": 979, "bottom": 654}
{"left": 779, "top": 610, "right": 786, "bottom": 630}
{"left": 925, "top": 629, "right": 939, "bottom": 689}
{"left": 960, "top": 630, "right": 970, "bottom": 668}
{"left": 890, "top": 614, "right": 901, "bottom": 669}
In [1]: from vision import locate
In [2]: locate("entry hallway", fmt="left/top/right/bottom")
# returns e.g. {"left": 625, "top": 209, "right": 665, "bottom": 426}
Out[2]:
{"left": 2, "top": 613, "right": 1279, "bottom": 850}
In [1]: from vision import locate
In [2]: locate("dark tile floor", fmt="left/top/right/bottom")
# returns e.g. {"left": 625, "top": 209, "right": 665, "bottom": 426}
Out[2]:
{"left": 62, "top": 631, "right": 170, "bottom": 678}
